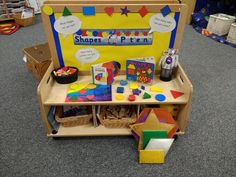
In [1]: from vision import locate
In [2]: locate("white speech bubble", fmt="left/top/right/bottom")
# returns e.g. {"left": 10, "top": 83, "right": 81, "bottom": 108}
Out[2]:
{"left": 54, "top": 16, "right": 81, "bottom": 37}
{"left": 75, "top": 48, "right": 99, "bottom": 64}
{"left": 149, "top": 13, "right": 176, "bottom": 33}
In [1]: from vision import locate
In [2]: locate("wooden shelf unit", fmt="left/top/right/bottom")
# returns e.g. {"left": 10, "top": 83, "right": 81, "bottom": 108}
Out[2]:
{"left": 38, "top": 63, "right": 192, "bottom": 137}
{"left": 38, "top": 0, "right": 193, "bottom": 138}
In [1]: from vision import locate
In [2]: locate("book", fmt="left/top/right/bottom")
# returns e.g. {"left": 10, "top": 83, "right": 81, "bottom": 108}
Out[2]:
{"left": 126, "top": 57, "right": 155, "bottom": 84}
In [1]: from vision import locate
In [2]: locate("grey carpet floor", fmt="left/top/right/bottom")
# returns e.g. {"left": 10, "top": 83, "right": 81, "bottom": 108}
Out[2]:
{"left": 0, "top": 15, "right": 236, "bottom": 177}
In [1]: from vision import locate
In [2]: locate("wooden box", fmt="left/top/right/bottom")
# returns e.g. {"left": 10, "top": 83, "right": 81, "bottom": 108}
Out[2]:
{"left": 23, "top": 43, "right": 51, "bottom": 81}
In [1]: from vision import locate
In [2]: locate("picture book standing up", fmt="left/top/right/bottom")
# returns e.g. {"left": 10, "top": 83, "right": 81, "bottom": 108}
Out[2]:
{"left": 126, "top": 57, "right": 155, "bottom": 84}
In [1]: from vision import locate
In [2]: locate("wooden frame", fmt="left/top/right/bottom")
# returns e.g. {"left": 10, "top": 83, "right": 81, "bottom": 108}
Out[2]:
{"left": 38, "top": 0, "right": 192, "bottom": 138}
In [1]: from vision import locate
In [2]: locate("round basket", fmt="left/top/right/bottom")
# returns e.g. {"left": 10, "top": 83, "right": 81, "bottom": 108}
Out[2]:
{"left": 98, "top": 106, "right": 137, "bottom": 128}
{"left": 55, "top": 106, "right": 92, "bottom": 127}
{"left": 51, "top": 66, "right": 78, "bottom": 84}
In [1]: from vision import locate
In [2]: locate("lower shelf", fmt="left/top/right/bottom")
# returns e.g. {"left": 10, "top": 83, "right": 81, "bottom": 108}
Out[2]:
{"left": 48, "top": 123, "right": 184, "bottom": 137}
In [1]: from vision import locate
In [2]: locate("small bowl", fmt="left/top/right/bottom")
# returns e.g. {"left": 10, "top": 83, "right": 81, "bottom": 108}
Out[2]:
{"left": 51, "top": 66, "right": 78, "bottom": 84}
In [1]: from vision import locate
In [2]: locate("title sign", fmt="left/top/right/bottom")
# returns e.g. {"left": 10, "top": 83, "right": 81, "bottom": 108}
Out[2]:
{"left": 74, "top": 29, "right": 153, "bottom": 46}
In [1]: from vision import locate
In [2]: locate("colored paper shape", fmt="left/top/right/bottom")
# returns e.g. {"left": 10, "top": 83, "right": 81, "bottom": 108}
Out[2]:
{"left": 170, "top": 90, "right": 184, "bottom": 99}
{"left": 43, "top": 5, "right": 53, "bottom": 16}
{"left": 149, "top": 13, "right": 176, "bottom": 33}
{"left": 54, "top": 15, "right": 81, "bottom": 37}
{"left": 160, "top": 5, "right": 171, "bottom": 17}
{"left": 150, "top": 86, "right": 163, "bottom": 92}
{"left": 104, "top": 7, "right": 114, "bottom": 16}
{"left": 66, "top": 83, "right": 112, "bottom": 102}
{"left": 139, "top": 150, "right": 164, "bottom": 164}
{"left": 142, "top": 130, "right": 167, "bottom": 149}
{"left": 155, "top": 94, "right": 166, "bottom": 102}
{"left": 145, "top": 138, "right": 174, "bottom": 157}
{"left": 63, "top": 7, "right": 72, "bottom": 16}
{"left": 121, "top": 6, "right": 130, "bottom": 16}
{"left": 138, "top": 6, "right": 148, "bottom": 18}
{"left": 83, "top": 6, "right": 95, "bottom": 16}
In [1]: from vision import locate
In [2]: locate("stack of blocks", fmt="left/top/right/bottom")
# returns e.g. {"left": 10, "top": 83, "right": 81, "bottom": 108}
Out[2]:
{"left": 130, "top": 108, "right": 178, "bottom": 164}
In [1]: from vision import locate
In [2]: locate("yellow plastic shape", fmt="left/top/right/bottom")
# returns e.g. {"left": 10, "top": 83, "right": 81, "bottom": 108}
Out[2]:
{"left": 43, "top": 5, "right": 54, "bottom": 16}
{"left": 139, "top": 150, "right": 164, "bottom": 164}
{"left": 116, "top": 94, "right": 125, "bottom": 100}
{"left": 150, "top": 86, "right": 163, "bottom": 93}
{"left": 130, "top": 83, "right": 138, "bottom": 90}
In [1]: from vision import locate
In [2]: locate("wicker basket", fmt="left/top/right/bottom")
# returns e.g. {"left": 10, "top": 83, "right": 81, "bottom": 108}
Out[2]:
{"left": 98, "top": 106, "right": 137, "bottom": 128}
{"left": 13, "top": 12, "right": 35, "bottom": 27}
{"left": 55, "top": 106, "right": 93, "bottom": 127}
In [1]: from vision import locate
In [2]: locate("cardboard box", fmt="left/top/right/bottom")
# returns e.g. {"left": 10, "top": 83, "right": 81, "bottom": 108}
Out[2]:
{"left": 23, "top": 43, "right": 51, "bottom": 80}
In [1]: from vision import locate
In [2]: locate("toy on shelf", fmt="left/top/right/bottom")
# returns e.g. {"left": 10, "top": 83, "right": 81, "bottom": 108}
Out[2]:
{"left": 159, "top": 49, "right": 179, "bottom": 82}
{"left": 126, "top": 57, "right": 155, "bottom": 83}
{"left": 65, "top": 83, "right": 112, "bottom": 102}
{"left": 91, "top": 61, "right": 121, "bottom": 85}
{"left": 52, "top": 66, "right": 78, "bottom": 84}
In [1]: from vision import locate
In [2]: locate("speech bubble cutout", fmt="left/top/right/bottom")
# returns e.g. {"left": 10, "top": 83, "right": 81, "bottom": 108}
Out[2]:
{"left": 75, "top": 48, "right": 100, "bottom": 65}
{"left": 54, "top": 16, "right": 81, "bottom": 37}
{"left": 149, "top": 13, "right": 176, "bottom": 33}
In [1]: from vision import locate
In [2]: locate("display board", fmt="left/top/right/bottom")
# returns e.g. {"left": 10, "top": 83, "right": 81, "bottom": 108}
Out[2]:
{"left": 41, "top": 1, "right": 187, "bottom": 71}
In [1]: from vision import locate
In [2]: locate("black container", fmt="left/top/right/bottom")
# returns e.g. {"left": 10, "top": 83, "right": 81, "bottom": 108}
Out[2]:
{"left": 51, "top": 66, "right": 78, "bottom": 84}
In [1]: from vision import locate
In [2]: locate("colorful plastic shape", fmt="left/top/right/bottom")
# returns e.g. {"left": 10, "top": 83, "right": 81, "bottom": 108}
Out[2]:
{"left": 83, "top": 6, "right": 95, "bottom": 16}
{"left": 150, "top": 86, "right": 163, "bottom": 92}
{"left": 120, "top": 80, "right": 128, "bottom": 86}
{"left": 170, "top": 90, "right": 184, "bottom": 99}
{"left": 138, "top": 6, "right": 148, "bottom": 18}
{"left": 120, "top": 6, "right": 130, "bottom": 16}
{"left": 130, "top": 108, "right": 178, "bottom": 150}
{"left": 141, "top": 85, "right": 145, "bottom": 90}
{"left": 139, "top": 150, "right": 164, "bottom": 164}
{"left": 117, "top": 87, "right": 124, "bottom": 93}
{"left": 128, "top": 95, "right": 136, "bottom": 101}
{"left": 104, "top": 7, "right": 114, "bottom": 16}
{"left": 145, "top": 138, "right": 174, "bottom": 157}
{"left": 142, "top": 130, "right": 167, "bottom": 149}
{"left": 155, "top": 94, "right": 166, "bottom": 102}
{"left": 132, "top": 89, "right": 141, "bottom": 96}
{"left": 143, "top": 92, "right": 151, "bottom": 99}
{"left": 160, "top": 5, "right": 171, "bottom": 17}
{"left": 130, "top": 83, "right": 138, "bottom": 90}
{"left": 116, "top": 94, "right": 125, "bottom": 100}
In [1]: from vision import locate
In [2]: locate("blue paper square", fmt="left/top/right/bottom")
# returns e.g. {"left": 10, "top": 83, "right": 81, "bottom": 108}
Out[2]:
{"left": 160, "top": 5, "right": 171, "bottom": 17}
{"left": 83, "top": 6, "right": 95, "bottom": 16}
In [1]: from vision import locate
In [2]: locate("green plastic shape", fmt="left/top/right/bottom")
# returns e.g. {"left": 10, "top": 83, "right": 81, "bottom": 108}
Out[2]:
{"left": 142, "top": 130, "right": 167, "bottom": 149}
{"left": 143, "top": 92, "right": 151, "bottom": 99}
